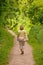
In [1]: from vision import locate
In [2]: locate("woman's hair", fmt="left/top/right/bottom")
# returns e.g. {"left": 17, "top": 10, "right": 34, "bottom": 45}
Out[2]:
{"left": 20, "top": 25, "right": 24, "bottom": 30}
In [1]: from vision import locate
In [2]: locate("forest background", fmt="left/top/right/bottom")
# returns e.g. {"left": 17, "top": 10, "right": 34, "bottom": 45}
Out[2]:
{"left": 0, "top": 0, "right": 43, "bottom": 65}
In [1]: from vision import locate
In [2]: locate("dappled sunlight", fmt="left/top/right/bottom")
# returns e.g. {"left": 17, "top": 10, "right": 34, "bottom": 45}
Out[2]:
{"left": 0, "top": 0, "right": 43, "bottom": 65}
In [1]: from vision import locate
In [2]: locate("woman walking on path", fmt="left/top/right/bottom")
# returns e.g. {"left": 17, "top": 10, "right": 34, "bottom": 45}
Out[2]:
{"left": 17, "top": 25, "right": 28, "bottom": 55}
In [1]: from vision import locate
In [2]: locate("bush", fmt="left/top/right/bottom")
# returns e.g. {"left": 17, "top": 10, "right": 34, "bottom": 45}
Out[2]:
{"left": 0, "top": 26, "right": 14, "bottom": 65}
{"left": 29, "top": 25, "right": 43, "bottom": 65}
{"left": 28, "top": 4, "right": 43, "bottom": 24}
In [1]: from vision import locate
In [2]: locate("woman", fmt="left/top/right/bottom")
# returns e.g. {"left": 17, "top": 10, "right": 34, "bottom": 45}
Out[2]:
{"left": 17, "top": 25, "right": 28, "bottom": 55}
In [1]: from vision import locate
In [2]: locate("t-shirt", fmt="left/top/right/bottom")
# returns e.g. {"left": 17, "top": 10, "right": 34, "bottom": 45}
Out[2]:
{"left": 18, "top": 30, "right": 28, "bottom": 40}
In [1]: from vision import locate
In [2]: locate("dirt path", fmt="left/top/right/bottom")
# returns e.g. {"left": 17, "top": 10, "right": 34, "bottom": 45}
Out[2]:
{"left": 8, "top": 29, "right": 35, "bottom": 65}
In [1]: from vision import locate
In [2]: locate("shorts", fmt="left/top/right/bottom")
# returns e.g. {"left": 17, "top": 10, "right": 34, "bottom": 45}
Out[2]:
{"left": 19, "top": 41, "right": 25, "bottom": 50}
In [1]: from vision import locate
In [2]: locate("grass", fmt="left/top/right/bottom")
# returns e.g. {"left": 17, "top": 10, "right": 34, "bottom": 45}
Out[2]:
{"left": 0, "top": 26, "right": 14, "bottom": 65}
{"left": 29, "top": 25, "right": 43, "bottom": 65}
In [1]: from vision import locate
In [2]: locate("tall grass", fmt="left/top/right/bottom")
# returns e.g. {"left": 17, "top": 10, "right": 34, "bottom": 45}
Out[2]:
{"left": 29, "top": 25, "right": 43, "bottom": 65}
{"left": 0, "top": 26, "right": 14, "bottom": 65}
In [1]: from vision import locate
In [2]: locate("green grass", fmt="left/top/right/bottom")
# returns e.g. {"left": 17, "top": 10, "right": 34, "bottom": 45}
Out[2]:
{"left": 0, "top": 26, "right": 14, "bottom": 65}
{"left": 29, "top": 25, "right": 43, "bottom": 65}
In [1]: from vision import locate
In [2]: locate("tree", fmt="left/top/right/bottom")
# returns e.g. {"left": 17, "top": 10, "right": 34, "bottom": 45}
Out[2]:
{"left": 0, "top": 0, "right": 19, "bottom": 27}
{"left": 28, "top": 4, "right": 43, "bottom": 24}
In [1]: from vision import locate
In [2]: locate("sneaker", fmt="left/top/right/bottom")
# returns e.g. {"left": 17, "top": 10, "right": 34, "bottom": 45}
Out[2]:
{"left": 21, "top": 51, "right": 24, "bottom": 55}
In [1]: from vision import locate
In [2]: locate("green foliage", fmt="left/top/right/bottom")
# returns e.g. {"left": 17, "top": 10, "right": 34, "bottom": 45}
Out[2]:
{"left": 0, "top": 0, "right": 19, "bottom": 27}
{"left": 28, "top": 3, "right": 43, "bottom": 24}
{"left": 0, "top": 26, "right": 13, "bottom": 65}
{"left": 29, "top": 25, "right": 43, "bottom": 65}
{"left": 0, "top": 0, "right": 43, "bottom": 65}
{"left": 37, "top": 28, "right": 43, "bottom": 43}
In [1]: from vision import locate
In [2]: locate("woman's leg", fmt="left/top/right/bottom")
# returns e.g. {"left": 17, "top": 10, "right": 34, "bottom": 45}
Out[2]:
{"left": 19, "top": 41, "right": 24, "bottom": 54}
